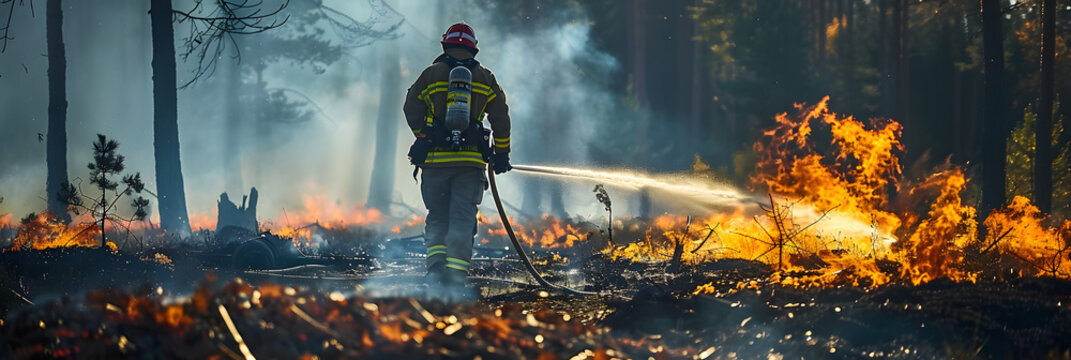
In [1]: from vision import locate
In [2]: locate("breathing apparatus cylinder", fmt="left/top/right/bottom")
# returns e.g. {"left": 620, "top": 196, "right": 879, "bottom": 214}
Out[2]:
{"left": 445, "top": 66, "right": 472, "bottom": 151}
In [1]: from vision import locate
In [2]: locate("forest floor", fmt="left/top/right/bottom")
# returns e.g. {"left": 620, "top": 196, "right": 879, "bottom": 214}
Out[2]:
{"left": 1, "top": 245, "right": 1071, "bottom": 359}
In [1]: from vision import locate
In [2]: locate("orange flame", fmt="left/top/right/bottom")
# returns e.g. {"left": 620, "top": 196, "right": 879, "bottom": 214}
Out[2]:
{"left": 893, "top": 170, "right": 977, "bottom": 284}
{"left": 983, "top": 196, "right": 1071, "bottom": 277}
{"left": 478, "top": 214, "right": 592, "bottom": 248}
{"left": 9, "top": 212, "right": 101, "bottom": 250}
{"left": 640, "top": 97, "right": 1066, "bottom": 289}
{"left": 188, "top": 211, "right": 218, "bottom": 232}
{"left": 751, "top": 96, "right": 902, "bottom": 234}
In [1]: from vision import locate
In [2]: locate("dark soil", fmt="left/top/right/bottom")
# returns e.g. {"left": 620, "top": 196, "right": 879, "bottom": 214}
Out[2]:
{"left": 2, "top": 248, "right": 1071, "bottom": 359}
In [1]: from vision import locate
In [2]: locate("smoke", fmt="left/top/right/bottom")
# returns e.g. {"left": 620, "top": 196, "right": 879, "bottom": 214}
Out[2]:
{"left": 0, "top": 0, "right": 632, "bottom": 229}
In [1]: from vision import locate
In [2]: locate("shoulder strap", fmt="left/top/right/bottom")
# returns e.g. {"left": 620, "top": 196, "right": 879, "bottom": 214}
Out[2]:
{"left": 433, "top": 53, "right": 480, "bottom": 70}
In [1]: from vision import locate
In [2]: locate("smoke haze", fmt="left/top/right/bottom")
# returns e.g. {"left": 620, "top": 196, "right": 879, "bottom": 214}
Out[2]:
{"left": 0, "top": 0, "right": 641, "bottom": 227}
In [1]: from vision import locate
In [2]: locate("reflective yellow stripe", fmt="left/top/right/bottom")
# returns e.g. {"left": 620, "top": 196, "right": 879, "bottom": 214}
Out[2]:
{"left": 425, "top": 157, "right": 487, "bottom": 164}
{"left": 425, "top": 151, "right": 486, "bottom": 164}
{"left": 424, "top": 88, "right": 447, "bottom": 97}
{"left": 429, "top": 151, "right": 483, "bottom": 157}
{"left": 426, "top": 245, "right": 447, "bottom": 257}
{"left": 447, "top": 257, "right": 470, "bottom": 267}
{"left": 473, "top": 82, "right": 495, "bottom": 103}
{"left": 420, "top": 82, "right": 447, "bottom": 123}
{"left": 419, "top": 81, "right": 448, "bottom": 99}
{"left": 446, "top": 256, "right": 470, "bottom": 271}
{"left": 412, "top": 128, "right": 423, "bottom": 135}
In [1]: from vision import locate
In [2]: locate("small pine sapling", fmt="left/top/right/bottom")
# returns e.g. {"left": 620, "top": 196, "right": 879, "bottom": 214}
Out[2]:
{"left": 65, "top": 134, "right": 151, "bottom": 248}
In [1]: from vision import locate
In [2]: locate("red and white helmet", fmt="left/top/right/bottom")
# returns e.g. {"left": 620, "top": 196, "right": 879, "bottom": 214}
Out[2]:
{"left": 441, "top": 22, "right": 478, "bottom": 50}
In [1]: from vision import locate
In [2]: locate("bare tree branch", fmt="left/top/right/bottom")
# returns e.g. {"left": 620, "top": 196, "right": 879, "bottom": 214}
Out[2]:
{"left": 0, "top": 0, "right": 20, "bottom": 53}
{"left": 173, "top": 0, "right": 291, "bottom": 88}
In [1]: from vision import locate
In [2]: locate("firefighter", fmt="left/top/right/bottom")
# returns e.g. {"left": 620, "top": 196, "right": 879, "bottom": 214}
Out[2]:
{"left": 403, "top": 22, "right": 512, "bottom": 294}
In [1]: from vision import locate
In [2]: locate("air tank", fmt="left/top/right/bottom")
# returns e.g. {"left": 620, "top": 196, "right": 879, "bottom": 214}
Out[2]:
{"left": 445, "top": 66, "right": 472, "bottom": 150}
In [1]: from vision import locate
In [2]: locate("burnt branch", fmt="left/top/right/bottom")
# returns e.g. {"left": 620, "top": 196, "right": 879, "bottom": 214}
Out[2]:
{"left": 789, "top": 204, "right": 841, "bottom": 239}
{"left": 1005, "top": 241, "right": 1071, "bottom": 278}
{"left": 174, "top": 0, "right": 291, "bottom": 88}
{"left": 593, "top": 184, "right": 612, "bottom": 244}
{"left": 0, "top": 0, "right": 16, "bottom": 53}
{"left": 735, "top": 195, "right": 835, "bottom": 270}
{"left": 691, "top": 223, "right": 720, "bottom": 254}
{"left": 980, "top": 226, "right": 1015, "bottom": 255}
{"left": 668, "top": 216, "right": 692, "bottom": 273}
{"left": 317, "top": 0, "right": 403, "bottom": 49}
{"left": 0, "top": 0, "right": 33, "bottom": 53}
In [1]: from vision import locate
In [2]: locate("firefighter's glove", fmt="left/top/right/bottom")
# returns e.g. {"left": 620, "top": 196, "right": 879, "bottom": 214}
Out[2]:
{"left": 408, "top": 137, "right": 432, "bottom": 165}
{"left": 492, "top": 153, "right": 512, "bottom": 175}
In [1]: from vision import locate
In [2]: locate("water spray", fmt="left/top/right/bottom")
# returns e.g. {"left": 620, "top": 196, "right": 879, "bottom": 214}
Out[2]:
{"left": 503, "top": 164, "right": 896, "bottom": 254}
{"left": 510, "top": 164, "right": 765, "bottom": 209}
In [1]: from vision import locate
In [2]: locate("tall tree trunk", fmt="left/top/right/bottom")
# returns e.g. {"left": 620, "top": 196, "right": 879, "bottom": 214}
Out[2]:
{"left": 628, "top": 0, "right": 649, "bottom": 164}
{"left": 548, "top": 182, "right": 568, "bottom": 219}
{"left": 1034, "top": 0, "right": 1056, "bottom": 212}
{"left": 893, "top": 0, "right": 909, "bottom": 141}
{"left": 628, "top": 0, "right": 647, "bottom": 104}
{"left": 879, "top": 0, "right": 893, "bottom": 117}
{"left": 817, "top": 0, "right": 828, "bottom": 76}
{"left": 223, "top": 58, "right": 244, "bottom": 193}
{"left": 45, "top": 0, "right": 69, "bottom": 222}
{"left": 980, "top": 0, "right": 1007, "bottom": 218}
{"left": 845, "top": 0, "right": 855, "bottom": 113}
{"left": 150, "top": 0, "right": 192, "bottom": 236}
{"left": 521, "top": 180, "right": 542, "bottom": 216}
{"left": 690, "top": 3, "right": 705, "bottom": 164}
{"left": 952, "top": 14, "right": 964, "bottom": 161}
{"left": 367, "top": 44, "right": 401, "bottom": 212}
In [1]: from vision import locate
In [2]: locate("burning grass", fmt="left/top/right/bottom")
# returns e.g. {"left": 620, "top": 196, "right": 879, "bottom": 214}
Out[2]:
{"left": 2, "top": 96, "right": 1066, "bottom": 295}
{"left": 478, "top": 213, "right": 598, "bottom": 249}
{"left": 7, "top": 212, "right": 101, "bottom": 251}
{"left": 2, "top": 93, "right": 1071, "bottom": 357}
{"left": 606, "top": 96, "right": 1071, "bottom": 289}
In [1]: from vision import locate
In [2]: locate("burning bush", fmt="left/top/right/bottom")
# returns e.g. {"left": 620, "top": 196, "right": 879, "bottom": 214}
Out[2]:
{"left": 983, "top": 195, "right": 1071, "bottom": 278}
{"left": 8, "top": 212, "right": 100, "bottom": 251}
{"left": 606, "top": 96, "right": 1071, "bottom": 289}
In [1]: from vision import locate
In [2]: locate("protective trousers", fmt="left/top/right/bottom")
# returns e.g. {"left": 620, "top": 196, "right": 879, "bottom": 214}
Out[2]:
{"left": 420, "top": 167, "right": 486, "bottom": 286}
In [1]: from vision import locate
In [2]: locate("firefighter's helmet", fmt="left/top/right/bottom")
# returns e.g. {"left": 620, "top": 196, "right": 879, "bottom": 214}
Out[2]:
{"left": 441, "top": 22, "right": 478, "bottom": 51}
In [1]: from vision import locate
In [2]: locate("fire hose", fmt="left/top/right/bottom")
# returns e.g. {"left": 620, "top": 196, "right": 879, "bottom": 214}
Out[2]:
{"left": 487, "top": 166, "right": 596, "bottom": 296}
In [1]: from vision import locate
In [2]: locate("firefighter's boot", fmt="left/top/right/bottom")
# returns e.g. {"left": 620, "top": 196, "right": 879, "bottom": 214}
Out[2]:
{"left": 443, "top": 268, "right": 476, "bottom": 302}
{"left": 425, "top": 252, "right": 447, "bottom": 288}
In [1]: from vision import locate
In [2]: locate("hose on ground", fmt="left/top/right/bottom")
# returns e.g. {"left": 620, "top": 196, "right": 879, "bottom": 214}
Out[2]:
{"left": 487, "top": 166, "right": 595, "bottom": 296}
